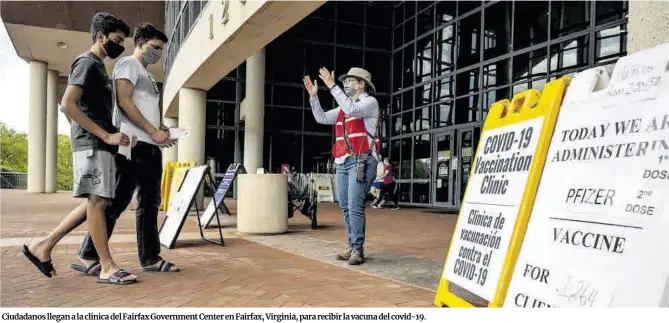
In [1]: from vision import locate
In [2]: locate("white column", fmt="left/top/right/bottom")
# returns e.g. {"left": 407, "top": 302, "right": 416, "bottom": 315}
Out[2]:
{"left": 27, "top": 61, "right": 47, "bottom": 193}
{"left": 628, "top": 1, "right": 669, "bottom": 54}
{"left": 45, "top": 70, "right": 59, "bottom": 193}
{"left": 162, "top": 117, "right": 178, "bottom": 166}
{"left": 178, "top": 88, "right": 206, "bottom": 209}
{"left": 242, "top": 49, "right": 265, "bottom": 174}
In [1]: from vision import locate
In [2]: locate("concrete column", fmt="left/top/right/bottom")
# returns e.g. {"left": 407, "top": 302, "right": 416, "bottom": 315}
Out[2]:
{"left": 178, "top": 88, "right": 206, "bottom": 209}
{"left": 628, "top": 1, "right": 669, "bottom": 54}
{"left": 27, "top": 61, "right": 47, "bottom": 193}
{"left": 45, "top": 70, "right": 59, "bottom": 193}
{"left": 162, "top": 117, "right": 178, "bottom": 166}
{"left": 242, "top": 49, "right": 265, "bottom": 174}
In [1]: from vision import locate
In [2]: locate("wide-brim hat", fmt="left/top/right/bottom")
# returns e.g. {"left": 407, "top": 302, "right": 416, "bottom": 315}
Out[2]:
{"left": 338, "top": 67, "right": 376, "bottom": 93}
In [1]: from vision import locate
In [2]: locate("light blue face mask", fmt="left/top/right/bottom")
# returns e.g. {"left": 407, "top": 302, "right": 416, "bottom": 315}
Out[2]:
{"left": 344, "top": 86, "right": 357, "bottom": 97}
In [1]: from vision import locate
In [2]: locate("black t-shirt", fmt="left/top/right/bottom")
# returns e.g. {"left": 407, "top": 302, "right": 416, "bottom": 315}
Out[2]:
{"left": 68, "top": 51, "right": 118, "bottom": 153}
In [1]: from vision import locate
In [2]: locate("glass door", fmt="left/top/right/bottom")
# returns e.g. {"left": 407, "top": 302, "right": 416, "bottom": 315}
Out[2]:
{"left": 455, "top": 126, "right": 481, "bottom": 208}
{"left": 432, "top": 130, "right": 456, "bottom": 208}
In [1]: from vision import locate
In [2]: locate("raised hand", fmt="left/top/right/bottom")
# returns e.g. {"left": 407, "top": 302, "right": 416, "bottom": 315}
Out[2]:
{"left": 318, "top": 67, "right": 336, "bottom": 89}
{"left": 303, "top": 75, "right": 318, "bottom": 97}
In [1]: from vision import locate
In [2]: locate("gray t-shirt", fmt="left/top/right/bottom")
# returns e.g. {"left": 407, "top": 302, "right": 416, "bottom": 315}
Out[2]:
{"left": 68, "top": 51, "right": 117, "bottom": 153}
{"left": 112, "top": 56, "right": 161, "bottom": 145}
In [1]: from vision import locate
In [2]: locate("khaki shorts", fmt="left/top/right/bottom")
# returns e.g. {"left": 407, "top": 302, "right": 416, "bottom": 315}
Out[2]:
{"left": 72, "top": 149, "right": 116, "bottom": 199}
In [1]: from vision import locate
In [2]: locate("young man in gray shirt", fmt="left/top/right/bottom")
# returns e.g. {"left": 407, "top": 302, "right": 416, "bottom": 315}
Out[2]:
{"left": 76, "top": 23, "right": 180, "bottom": 273}
{"left": 23, "top": 12, "right": 138, "bottom": 285}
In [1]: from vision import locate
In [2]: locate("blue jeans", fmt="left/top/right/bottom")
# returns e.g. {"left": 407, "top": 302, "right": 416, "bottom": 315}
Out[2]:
{"left": 335, "top": 156, "right": 377, "bottom": 251}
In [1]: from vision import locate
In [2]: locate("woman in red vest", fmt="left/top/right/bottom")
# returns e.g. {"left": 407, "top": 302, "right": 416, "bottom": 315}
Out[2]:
{"left": 304, "top": 67, "right": 379, "bottom": 265}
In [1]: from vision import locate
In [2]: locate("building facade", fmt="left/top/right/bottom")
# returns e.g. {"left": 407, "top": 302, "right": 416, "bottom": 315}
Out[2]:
{"left": 164, "top": 0, "right": 628, "bottom": 208}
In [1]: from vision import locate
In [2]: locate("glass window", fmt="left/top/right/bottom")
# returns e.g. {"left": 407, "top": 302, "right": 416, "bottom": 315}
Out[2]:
{"left": 596, "top": 1, "right": 627, "bottom": 25}
{"left": 393, "top": 51, "right": 403, "bottom": 91}
{"left": 367, "top": 26, "right": 392, "bottom": 50}
{"left": 456, "top": 69, "right": 480, "bottom": 96}
{"left": 402, "top": 110, "right": 413, "bottom": 134}
{"left": 394, "top": 2, "right": 405, "bottom": 25}
{"left": 338, "top": 2, "right": 364, "bottom": 24}
{"left": 270, "top": 39, "right": 304, "bottom": 84}
{"left": 596, "top": 25, "right": 627, "bottom": 64}
{"left": 414, "top": 107, "right": 431, "bottom": 132}
{"left": 391, "top": 139, "right": 401, "bottom": 162}
{"left": 402, "top": 44, "right": 415, "bottom": 87}
{"left": 337, "top": 22, "right": 364, "bottom": 47}
{"left": 271, "top": 133, "right": 302, "bottom": 172}
{"left": 303, "top": 135, "right": 332, "bottom": 173}
{"left": 335, "top": 48, "right": 363, "bottom": 78}
{"left": 415, "top": 35, "right": 433, "bottom": 83}
{"left": 400, "top": 137, "right": 412, "bottom": 180}
{"left": 457, "top": 12, "right": 481, "bottom": 68}
{"left": 459, "top": 1, "right": 481, "bottom": 15}
{"left": 483, "top": 59, "right": 509, "bottom": 90}
{"left": 483, "top": 1, "right": 511, "bottom": 60}
{"left": 513, "top": 47, "right": 548, "bottom": 83}
{"left": 392, "top": 114, "right": 402, "bottom": 136}
{"left": 207, "top": 79, "right": 237, "bottom": 101}
{"left": 434, "top": 76, "right": 455, "bottom": 101}
{"left": 417, "top": 82, "right": 433, "bottom": 107}
{"left": 365, "top": 51, "right": 391, "bottom": 94}
{"left": 306, "top": 44, "right": 334, "bottom": 78}
{"left": 377, "top": 95, "right": 390, "bottom": 116}
{"left": 531, "top": 78, "right": 547, "bottom": 93}
{"left": 273, "top": 86, "right": 304, "bottom": 108}
{"left": 513, "top": 1, "right": 549, "bottom": 50}
{"left": 412, "top": 183, "right": 430, "bottom": 204}
{"left": 404, "top": 17, "right": 417, "bottom": 45}
{"left": 413, "top": 134, "right": 431, "bottom": 180}
{"left": 436, "top": 1, "right": 456, "bottom": 27}
{"left": 405, "top": 1, "right": 416, "bottom": 19}
{"left": 417, "top": 4, "right": 435, "bottom": 36}
{"left": 512, "top": 82, "right": 529, "bottom": 96}
{"left": 435, "top": 25, "right": 455, "bottom": 75}
{"left": 206, "top": 101, "right": 236, "bottom": 127}
{"left": 205, "top": 129, "right": 235, "bottom": 172}
{"left": 273, "top": 107, "right": 303, "bottom": 131}
{"left": 402, "top": 90, "right": 413, "bottom": 112}
{"left": 551, "top": 1, "right": 590, "bottom": 37}
{"left": 305, "top": 18, "right": 334, "bottom": 43}
{"left": 399, "top": 183, "right": 411, "bottom": 203}
{"left": 454, "top": 94, "right": 479, "bottom": 124}
{"left": 312, "top": 2, "right": 335, "bottom": 19}
{"left": 482, "top": 87, "right": 510, "bottom": 120}
{"left": 550, "top": 35, "right": 589, "bottom": 74}
{"left": 434, "top": 101, "right": 453, "bottom": 128}
{"left": 394, "top": 25, "right": 404, "bottom": 48}
{"left": 392, "top": 94, "right": 402, "bottom": 114}
{"left": 367, "top": 2, "right": 393, "bottom": 28}
{"left": 304, "top": 106, "right": 331, "bottom": 133}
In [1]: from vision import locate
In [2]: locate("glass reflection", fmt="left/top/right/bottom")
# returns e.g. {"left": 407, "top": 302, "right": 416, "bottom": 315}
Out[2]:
{"left": 434, "top": 25, "right": 455, "bottom": 75}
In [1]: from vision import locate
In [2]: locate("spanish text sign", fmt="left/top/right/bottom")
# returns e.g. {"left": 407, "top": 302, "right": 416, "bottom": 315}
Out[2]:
{"left": 443, "top": 117, "right": 543, "bottom": 302}
{"left": 504, "top": 62, "right": 669, "bottom": 306}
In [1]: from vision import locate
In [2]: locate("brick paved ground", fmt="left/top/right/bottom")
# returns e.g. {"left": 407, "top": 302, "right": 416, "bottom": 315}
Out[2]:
{"left": 0, "top": 189, "right": 458, "bottom": 307}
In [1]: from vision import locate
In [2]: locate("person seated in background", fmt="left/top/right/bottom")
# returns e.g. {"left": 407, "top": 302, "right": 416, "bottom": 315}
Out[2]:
{"left": 372, "top": 158, "right": 400, "bottom": 210}
{"left": 369, "top": 156, "right": 386, "bottom": 207}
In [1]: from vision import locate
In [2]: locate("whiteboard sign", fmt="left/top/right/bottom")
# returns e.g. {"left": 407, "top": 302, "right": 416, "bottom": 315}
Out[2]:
{"left": 443, "top": 117, "right": 545, "bottom": 301}
{"left": 159, "top": 165, "right": 208, "bottom": 248}
{"left": 504, "top": 66, "right": 669, "bottom": 307}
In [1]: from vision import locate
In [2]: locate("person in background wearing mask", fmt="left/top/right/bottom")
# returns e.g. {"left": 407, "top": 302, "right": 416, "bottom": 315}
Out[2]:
{"left": 75, "top": 23, "right": 181, "bottom": 275}
{"left": 304, "top": 67, "right": 379, "bottom": 265}
{"left": 23, "top": 12, "right": 138, "bottom": 285}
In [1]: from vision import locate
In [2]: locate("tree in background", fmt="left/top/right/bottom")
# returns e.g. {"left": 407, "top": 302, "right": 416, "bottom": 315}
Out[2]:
{"left": 0, "top": 122, "right": 28, "bottom": 172}
{"left": 0, "top": 121, "right": 73, "bottom": 190}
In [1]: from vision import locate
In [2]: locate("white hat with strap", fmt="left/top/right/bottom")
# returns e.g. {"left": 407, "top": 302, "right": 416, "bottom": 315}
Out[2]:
{"left": 338, "top": 67, "right": 376, "bottom": 93}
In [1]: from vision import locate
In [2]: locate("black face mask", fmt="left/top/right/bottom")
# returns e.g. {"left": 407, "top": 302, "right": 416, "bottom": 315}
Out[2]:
{"left": 103, "top": 38, "right": 125, "bottom": 59}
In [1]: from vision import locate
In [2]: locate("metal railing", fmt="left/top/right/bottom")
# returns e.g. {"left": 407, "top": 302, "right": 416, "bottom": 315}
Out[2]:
{"left": 164, "top": 0, "right": 210, "bottom": 83}
{"left": 0, "top": 172, "right": 27, "bottom": 189}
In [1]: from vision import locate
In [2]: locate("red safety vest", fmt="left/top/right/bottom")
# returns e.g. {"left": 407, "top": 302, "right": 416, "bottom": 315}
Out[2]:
{"left": 332, "top": 109, "right": 380, "bottom": 158}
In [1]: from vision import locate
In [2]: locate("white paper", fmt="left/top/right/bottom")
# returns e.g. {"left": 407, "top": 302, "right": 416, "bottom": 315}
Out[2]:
{"left": 168, "top": 127, "right": 191, "bottom": 140}
{"left": 118, "top": 122, "right": 133, "bottom": 160}
{"left": 443, "top": 117, "right": 545, "bottom": 302}
{"left": 504, "top": 65, "right": 669, "bottom": 307}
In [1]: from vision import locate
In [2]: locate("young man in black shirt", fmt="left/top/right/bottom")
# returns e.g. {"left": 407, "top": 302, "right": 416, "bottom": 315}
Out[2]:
{"left": 22, "top": 12, "right": 138, "bottom": 285}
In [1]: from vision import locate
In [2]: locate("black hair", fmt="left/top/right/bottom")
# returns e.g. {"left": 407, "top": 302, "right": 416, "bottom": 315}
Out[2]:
{"left": 133, "top": 23, "right": 168, "bottom": 46}
{"left": 90, "top": 12, "right": 130, "bottom": 43}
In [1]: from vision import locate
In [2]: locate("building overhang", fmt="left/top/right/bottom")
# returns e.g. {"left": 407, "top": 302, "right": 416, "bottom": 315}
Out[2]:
{"left": 162, "top": 0, "right": 325, "bottom": 118}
